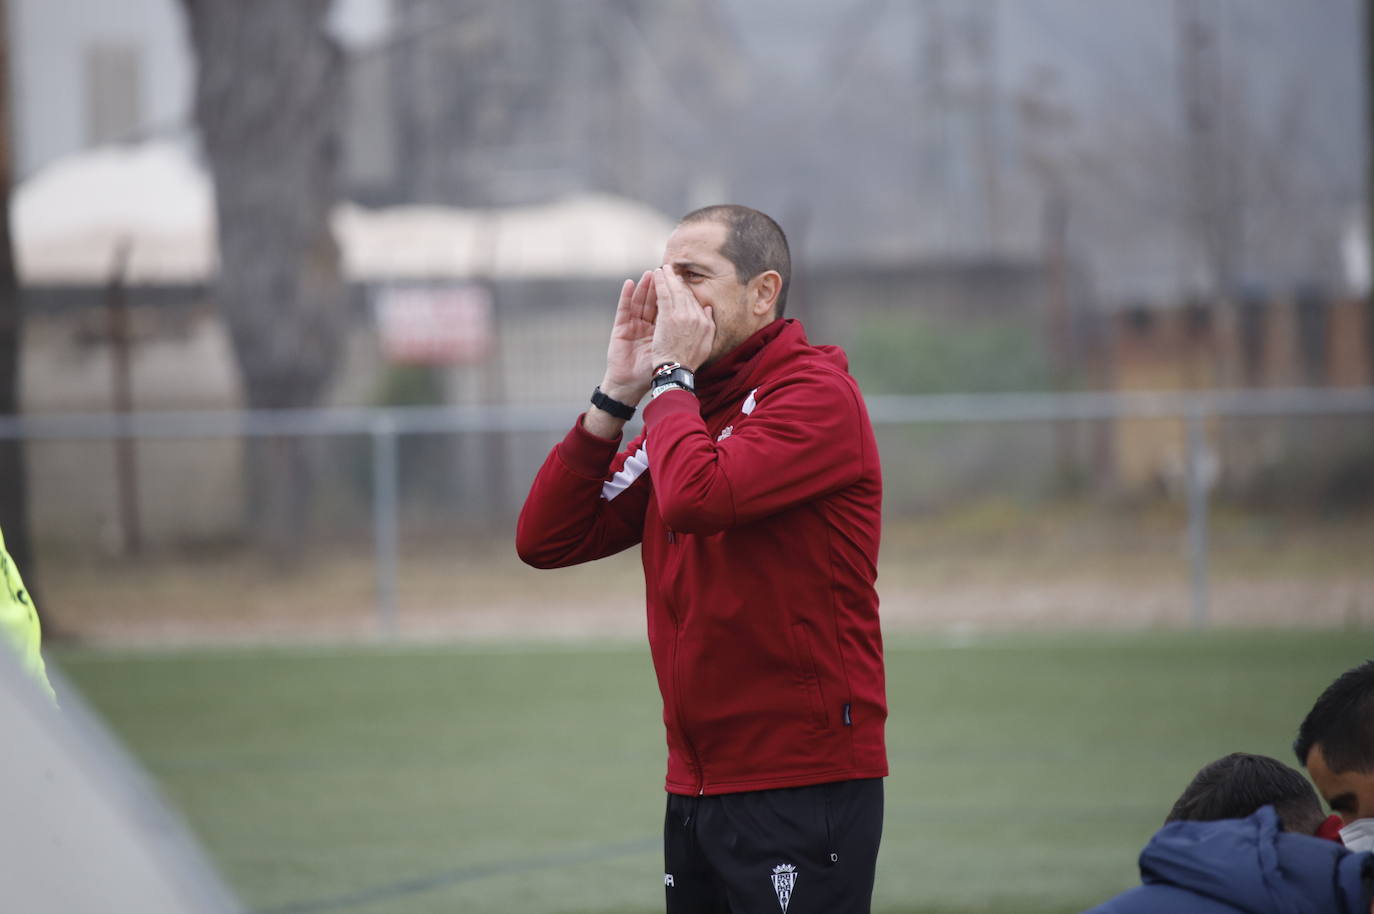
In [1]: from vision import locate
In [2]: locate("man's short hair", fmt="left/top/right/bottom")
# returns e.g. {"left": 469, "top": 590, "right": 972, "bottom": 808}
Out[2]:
{"left": 1165, "top": 753, "right": 1326, "bottom": 835}
{"left": 1294, "top": 660, "right": 1374, "bottom": 773}
{"left": 679, "top": 204, "right": 791, "bottom": 318}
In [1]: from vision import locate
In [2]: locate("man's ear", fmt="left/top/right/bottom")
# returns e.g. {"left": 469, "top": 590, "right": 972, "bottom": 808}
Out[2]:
{"left": 751, "top": 271, "right": 782, "bottom": 317}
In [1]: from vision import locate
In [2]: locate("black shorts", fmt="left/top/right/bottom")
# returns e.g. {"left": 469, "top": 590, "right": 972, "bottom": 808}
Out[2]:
{"left": 662, "top": 778, "right": 884, "bottom": 914}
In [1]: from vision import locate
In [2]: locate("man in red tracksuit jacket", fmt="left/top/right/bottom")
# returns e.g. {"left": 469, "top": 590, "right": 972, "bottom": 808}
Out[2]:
{"left": 517, "top": 204, "right": 886, "bottom": 914}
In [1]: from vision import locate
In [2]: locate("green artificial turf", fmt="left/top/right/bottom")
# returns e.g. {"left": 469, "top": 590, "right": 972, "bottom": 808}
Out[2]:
{"left": 54, "top": 631, "right": 1373, "bottom": 914}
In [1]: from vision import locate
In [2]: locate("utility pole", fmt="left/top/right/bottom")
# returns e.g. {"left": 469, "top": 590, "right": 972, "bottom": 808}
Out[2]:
{"left": 966, "top": 0, "right": 1002, "bottom": 254}
{"left": 1019, "top": 72, "right": 1077, "bottom": 483}
{"left": 1177, "top": 0, "right": 1210, "bottom": 301}
{"left": 1176, "top": 0, "right": 1239, "bottom": 306}
{"left": 921, "top": 0, "right": 953, "bottom": 254}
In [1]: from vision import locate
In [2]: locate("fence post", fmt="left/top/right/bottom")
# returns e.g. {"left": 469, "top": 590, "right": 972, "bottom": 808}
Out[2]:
{"left": 1184, "top": 407, "right": 1210, "bottom": 628}
{"left": 371, "top": 414, "right": 399, "bottom": 636}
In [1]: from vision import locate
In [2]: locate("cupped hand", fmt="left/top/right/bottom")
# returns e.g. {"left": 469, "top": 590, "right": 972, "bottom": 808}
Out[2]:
{"left": 649, "top": 267, "right": 714, "bottom": 372}
{"left": 600, "top": 270, "right": 657, "bottom": 403}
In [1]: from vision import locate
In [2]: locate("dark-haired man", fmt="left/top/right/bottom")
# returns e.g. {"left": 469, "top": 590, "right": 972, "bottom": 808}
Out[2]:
{"left": 1165, "top": 752, "right": 1331, "bottom": 835}
{"left": 517, "top": 205, "right": 886, "bottom": 913}
{"left": 1295, "top": 659, "right": 1374, "bottom": 851}
{"left": 1083, "top": 753, "right": 1372, "bottom": 914}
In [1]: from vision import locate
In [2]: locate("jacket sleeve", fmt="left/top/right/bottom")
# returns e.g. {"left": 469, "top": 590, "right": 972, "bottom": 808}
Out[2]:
{"left": 643, "top": 370, "right": 869, "bottom": 535}
{"left": 515, "top": 417, "right": 651, "bottom": 568}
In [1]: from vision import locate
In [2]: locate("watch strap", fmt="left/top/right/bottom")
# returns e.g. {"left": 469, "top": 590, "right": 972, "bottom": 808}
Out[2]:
{"left": 590, "top": 386, "right": 636, "bottom": 420}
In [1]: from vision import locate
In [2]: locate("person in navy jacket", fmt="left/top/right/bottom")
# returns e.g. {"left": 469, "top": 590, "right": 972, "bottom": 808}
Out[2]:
{"left": 1084, "top": 807, "right": 1372, "bottom": 914}
{"left": 1084, "top": 753, "right": 1373, "bottom": 913}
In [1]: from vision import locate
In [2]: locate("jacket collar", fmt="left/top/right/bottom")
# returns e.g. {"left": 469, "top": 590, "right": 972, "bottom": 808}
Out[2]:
{"left": 695, "top": 319, "right": 803, "bottom": 415}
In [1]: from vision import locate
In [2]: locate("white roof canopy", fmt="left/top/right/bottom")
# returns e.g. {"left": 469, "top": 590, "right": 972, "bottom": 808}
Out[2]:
{"left": 13, "top": 141, "right": 674, "bottom": 286}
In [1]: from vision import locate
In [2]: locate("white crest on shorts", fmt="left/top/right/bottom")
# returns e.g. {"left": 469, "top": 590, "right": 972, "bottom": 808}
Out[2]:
{"left": 770, "top": 863, "right": 797, "bottom": 913}
{"left": 716, "top": 425, "right": 733, "bottom": 442}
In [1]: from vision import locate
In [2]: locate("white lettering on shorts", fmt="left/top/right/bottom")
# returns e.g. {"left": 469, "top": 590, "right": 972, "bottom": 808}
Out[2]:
{"left": 664, "top": 873, "right": 675, "bottom": 888}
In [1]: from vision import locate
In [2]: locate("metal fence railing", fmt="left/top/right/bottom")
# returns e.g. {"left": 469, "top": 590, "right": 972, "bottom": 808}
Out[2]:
{"left": 4, "top": 386, "right": 1373, "bottom": 635}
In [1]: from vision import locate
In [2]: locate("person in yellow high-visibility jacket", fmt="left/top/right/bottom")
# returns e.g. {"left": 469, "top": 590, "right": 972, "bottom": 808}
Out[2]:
{"left": 0, "top": 527, "right": 56, "bottom": 703}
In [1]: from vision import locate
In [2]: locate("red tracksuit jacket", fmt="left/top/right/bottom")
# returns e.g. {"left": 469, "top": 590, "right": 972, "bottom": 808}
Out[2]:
{"left": 517, "top": 318, "right": 887, "bottom": 795}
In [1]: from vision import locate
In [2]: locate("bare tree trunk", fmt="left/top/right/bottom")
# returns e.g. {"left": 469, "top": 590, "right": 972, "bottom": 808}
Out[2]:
{"left": 0, "top": 0, "right": 37, "bottom": 602}
{"left": 180, "top": 0, "right": 346, "bottom": 565}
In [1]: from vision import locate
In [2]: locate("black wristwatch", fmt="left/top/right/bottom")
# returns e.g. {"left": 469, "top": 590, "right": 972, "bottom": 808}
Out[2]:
{"left": 651, "top": 362, "right": 696, "bottom": 398}
{"left": 590, "top": 386, "right": 637, "bottom": 420}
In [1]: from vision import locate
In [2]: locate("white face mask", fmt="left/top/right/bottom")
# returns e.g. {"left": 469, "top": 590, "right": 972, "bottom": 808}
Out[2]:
{"left": 1338, "top": 817, "right": 1374, "bottom": 852}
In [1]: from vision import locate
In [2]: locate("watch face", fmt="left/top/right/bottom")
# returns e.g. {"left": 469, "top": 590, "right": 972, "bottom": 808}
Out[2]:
{"left": 653, "top": 368, "right": 694, "bottom": 392}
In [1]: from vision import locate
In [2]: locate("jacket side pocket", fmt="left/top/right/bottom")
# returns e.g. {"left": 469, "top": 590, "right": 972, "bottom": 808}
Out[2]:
{"left": 789, "top": 621, "right": 830, "bottom": 729}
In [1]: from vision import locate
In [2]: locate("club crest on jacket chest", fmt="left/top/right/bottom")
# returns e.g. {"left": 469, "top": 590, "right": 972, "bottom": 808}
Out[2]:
{"left": 715, "top": 387, "right": 759, "bottom": 443}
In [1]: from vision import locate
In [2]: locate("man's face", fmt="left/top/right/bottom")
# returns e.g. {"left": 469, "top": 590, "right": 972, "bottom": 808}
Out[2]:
{"left": 1304, "top": 743, "right": 1374, "bottom": 824}
{"left": 661, "top": 220, "right": 768, "bottom": 368}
